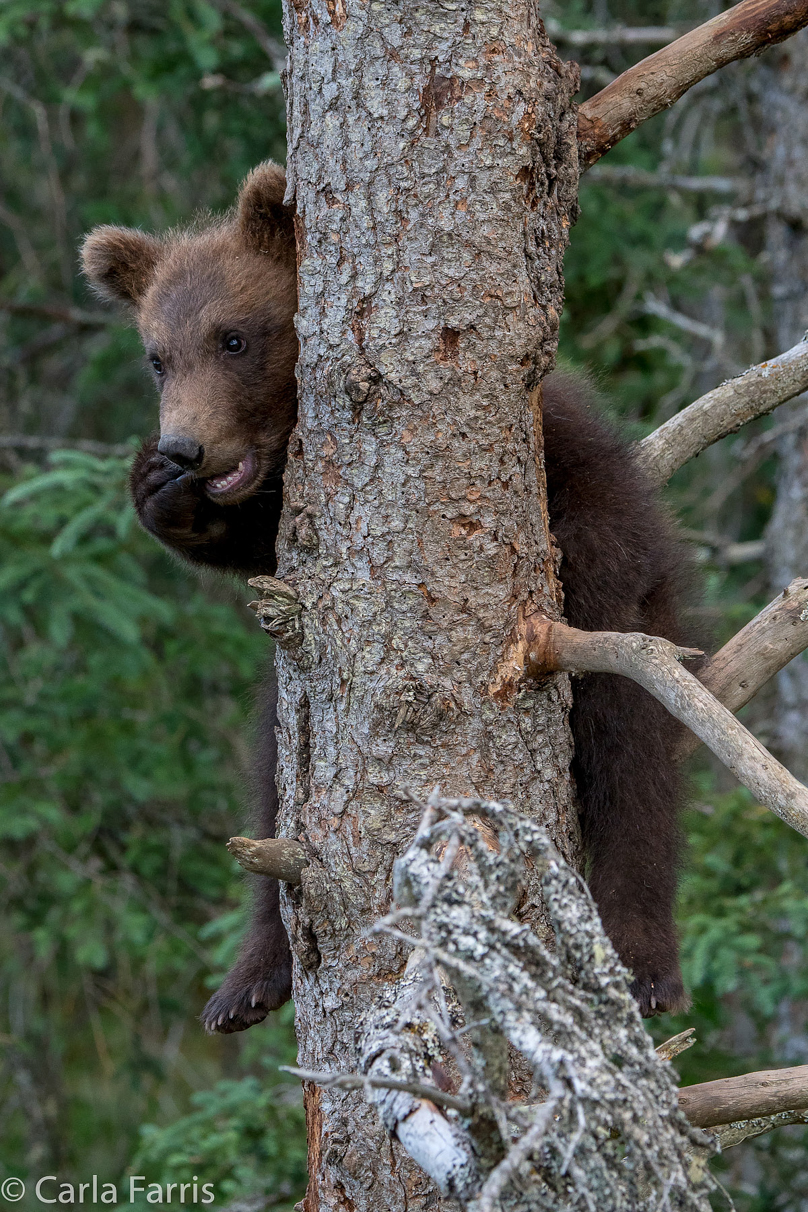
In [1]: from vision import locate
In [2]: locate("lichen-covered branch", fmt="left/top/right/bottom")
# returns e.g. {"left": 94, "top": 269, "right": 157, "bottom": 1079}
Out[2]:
{"left": 301, "top": 793, "right": 716, "bottom": 1210}
{"left": 710, "top": 1108, "right": 808, "bottom": 1150}
{"left": 634, "top": 338, "right": 808, "bottom": 487}
{"left": 577, "top": 0, "right": 808, "bottom": 169}
{"left": 678, "top": 578, "right": 808, "bottom": 760}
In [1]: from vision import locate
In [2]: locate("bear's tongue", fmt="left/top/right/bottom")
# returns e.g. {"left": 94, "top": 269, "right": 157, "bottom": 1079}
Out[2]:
{"left": 205, "top": 452, "right": 256, "bottom": 496}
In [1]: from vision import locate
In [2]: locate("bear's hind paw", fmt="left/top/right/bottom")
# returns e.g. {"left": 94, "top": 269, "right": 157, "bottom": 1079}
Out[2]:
{"left": 630, "top": 970, "right": 691, "bottom": 1018}
{"left": 201, "top": 966, "right": 292, "bottom": 1034}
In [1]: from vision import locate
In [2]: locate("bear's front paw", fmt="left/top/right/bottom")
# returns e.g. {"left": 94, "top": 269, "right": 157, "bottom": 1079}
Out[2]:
{"left": 629, "top": 968, "right": 691, "bottom": 1018}
{"left": 130, "top": 441, "right": 220, "bottom": 553}
{"left": 201, "top": 957, "right": 292, "bottom": 1034}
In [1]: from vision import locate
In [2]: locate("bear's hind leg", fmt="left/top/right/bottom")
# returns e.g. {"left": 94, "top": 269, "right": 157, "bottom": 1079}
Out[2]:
{"left": 571, "top": 674, "right": 690, "bottom": 1017}
{"left": 201, "top": 876, "right": 292, "bottom": 1033}
{"left": 201, "top": 674, "right": 293, "bottom": 1034}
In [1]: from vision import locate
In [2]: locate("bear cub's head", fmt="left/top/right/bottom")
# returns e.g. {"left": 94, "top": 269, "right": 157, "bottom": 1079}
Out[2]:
{"left": 81, "top": 161, "right": 298, "bottom": 505}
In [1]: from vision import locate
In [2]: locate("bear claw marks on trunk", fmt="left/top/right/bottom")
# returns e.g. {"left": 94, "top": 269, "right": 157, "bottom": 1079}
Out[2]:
{"left": 247, "top": 575, "right": 303, "bottom": 648}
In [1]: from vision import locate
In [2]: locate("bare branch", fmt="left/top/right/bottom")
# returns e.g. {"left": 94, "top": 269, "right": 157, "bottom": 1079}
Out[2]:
{"left": 514, "top": 615, "right": 808, "bottom": 839}
{"left": 0, "top": 299, "right": 113, "bottom": 327}
{"left": 684, "top": 530, "right": 766, "bottom": 566}
{"left": 0, "top": 435, "right": 134, "bottom": 457}
{"left": 640, "top": 294, "right": 725, "bottom": 351}
{"left": 370, "top": 794, "right": 714, "bottom": 1207}
{"left": 577, "top": 0, "right": 808, "bottom": 169}
{"left": 210, "top": 0, "right": 286, "bottom": 70}
{"left": 587, "top": 164, "right": 749, "bottom": 194}
{"left": 280, "top": 1064, "right": 472, "bottom": 1115}
{"left": 226, "top": 835, "right": 307, "bottom": 884}
{"left": 546, "top": 19, "right": 679, "bottom": 46}
{"left": 679, "top": 1065, "right": 808, "bottom": 1128}
{"left": 635, "top": 337, "right": 808, "bottom": 487}
{"left": 677, "top": 579, "right": 808, "bottom": 761}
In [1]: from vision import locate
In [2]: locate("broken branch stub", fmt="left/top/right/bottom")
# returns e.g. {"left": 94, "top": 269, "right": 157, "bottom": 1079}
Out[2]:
{"left": 577, "top": 0, "right": 808, "bottom": 169}
{"left": 226, "top": 836, "right": 307, "bottom": 884}
{"left": 246, "top": 575, "right": 302, "bottom": 648}
{"left": 635, "top": 338, "right": 808, "bottom": 487}
{"left": 523, "top": 616, "right": 808, "bottom": 839}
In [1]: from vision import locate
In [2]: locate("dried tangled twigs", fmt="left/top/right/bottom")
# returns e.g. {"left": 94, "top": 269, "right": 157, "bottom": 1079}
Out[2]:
{"left": 288, "top": 793, "right": 716, "bottom": 1211}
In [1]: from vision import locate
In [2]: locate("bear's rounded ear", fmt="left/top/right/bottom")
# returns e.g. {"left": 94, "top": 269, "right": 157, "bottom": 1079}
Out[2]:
{"left": 80, "top": 226, "right": 163, "bottom": 306}
{"left": 237, "top": 161, "right": 295, "bottom": 261}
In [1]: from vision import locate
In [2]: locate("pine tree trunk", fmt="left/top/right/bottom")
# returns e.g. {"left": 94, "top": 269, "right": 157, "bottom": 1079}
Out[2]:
{"left": 278, "top": 3, "right": 580, "bottom": 1207}
{"left": 760, "top": 29, "right": 808, "bottom": 779}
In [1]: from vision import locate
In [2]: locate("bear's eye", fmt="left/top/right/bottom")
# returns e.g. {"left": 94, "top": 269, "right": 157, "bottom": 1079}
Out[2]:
{"left": 151, "top": 357, "right": 165, "bottom": 376}
{"left": 224, "top": 334, "right": 247, "bottom": 355}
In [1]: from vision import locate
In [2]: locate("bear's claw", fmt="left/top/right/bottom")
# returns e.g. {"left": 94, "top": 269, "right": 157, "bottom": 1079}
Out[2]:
{"left": 201, "top": 963, "right": 292, "bottom": 1034}
{"left": 629, "top": 970, "right": 691, "bottom": 1018}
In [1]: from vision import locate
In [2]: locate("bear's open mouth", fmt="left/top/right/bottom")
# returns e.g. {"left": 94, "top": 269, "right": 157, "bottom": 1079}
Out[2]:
{"left": 204, "top": 450, "right": 260, "bottom": 501}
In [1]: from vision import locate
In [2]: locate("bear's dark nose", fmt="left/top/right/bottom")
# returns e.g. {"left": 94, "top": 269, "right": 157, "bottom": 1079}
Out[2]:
{"left": 158, "top": 435, "right": 205, "bottom": 471}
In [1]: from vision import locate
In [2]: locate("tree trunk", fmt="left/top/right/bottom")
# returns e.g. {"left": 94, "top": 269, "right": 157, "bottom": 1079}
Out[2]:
{"left": 278, "top": 4, "right": 580, "bottom": 1208}
{"left": 760, "top": 29, "right": 808, "bottom": 780}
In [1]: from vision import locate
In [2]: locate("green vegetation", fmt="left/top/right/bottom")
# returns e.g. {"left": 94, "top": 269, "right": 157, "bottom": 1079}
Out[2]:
{"left": 1, "top": 1, "right": 805, "bottom": 1209}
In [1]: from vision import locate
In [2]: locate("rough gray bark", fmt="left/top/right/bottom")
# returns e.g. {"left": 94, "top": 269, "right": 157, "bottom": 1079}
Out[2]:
{"left": 278, "top": 5, "right": 580, "bottom": 1209}
{"left": 758, "top": 29, "right": 808, "bottom": 780}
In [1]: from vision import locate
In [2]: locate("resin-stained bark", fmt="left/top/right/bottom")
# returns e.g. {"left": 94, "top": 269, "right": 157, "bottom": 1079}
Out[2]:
{"left": 278, "top": 3, "right": 580, "bottom": 1207}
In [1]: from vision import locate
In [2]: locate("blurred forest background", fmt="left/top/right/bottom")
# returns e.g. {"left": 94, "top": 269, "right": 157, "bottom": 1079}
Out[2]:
{"left": 0, "top": 1, "right": 807, "bottom": 1208}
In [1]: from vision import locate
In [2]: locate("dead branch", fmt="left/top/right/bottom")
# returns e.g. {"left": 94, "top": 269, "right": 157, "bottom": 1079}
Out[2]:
{"left": 356, "top": 795, "right": 715, "bottom": 1208}
{"left": 226, "top": 835, "right": 307, "bottom": 884}
{"left": 0, "top": 435, "right": 134, "bottom": 457}
{"left": 684, "top": 530, "right": 766, "bottom": 566}
{"left": 518, "top": 615, "right": 808, "bottom": 839}
{"left": 280, "top": 1064, "right": 472, "bottom": 1115}
{"left": 587, "top": 164, "right": 748, "bottom": 194}
{"left": 710, "top": 1108, "right": 808, "bottom": 1149}
{"left": 679, "top": 1065, "right": 808, "bottom": 1128}
{"left": 546, "top": 19, "right": 679, "bottom": 46}
{"left": 355, "top": 952, "right": 482, "bottom": 1201}
{"left": 0, "top": 299, "right": 113, "bottom": 327}
{"left": 577, "top": 0, "right": 808, "bottom": 169}
{"left": 639, "top": 294, "right": 725, "bottom": 352}
{"left": 635, "top": 337, "right": 808, "bottom": 487}
{"left": 678, "top": 579, "right": 808, "bottom": 760}
{"left": 656, "top": 1028, "right": 697, "bottom": 1061}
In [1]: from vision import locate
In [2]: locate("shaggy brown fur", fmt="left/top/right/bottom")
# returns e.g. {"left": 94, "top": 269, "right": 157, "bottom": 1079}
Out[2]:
{"left": 82, "top": 162, "right": 691, "bottom": 1030}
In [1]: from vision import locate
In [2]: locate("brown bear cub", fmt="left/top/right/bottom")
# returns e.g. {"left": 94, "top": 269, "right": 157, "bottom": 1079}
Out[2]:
{"left": 82, "top": 161, "right": 691, "bottom": 1029}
